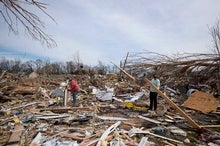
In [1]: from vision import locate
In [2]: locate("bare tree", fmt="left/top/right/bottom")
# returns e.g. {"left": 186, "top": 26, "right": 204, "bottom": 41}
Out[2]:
{"left": 0, "top": 0, "right": 56, "bottom": 47}
{"left": 0, "top": 57, "right": 10, "bottom": 72}
{"left": 73, "top": 51, "right": 83, "bottom": 72}
{"left": 95, "top": 60, "right": 107, "bottom": 75}
{"left": 209, "top": 20, "right": 220, "bottom": 93}
{"left": 65, "top": 61, "right": 75, "bottom": 74}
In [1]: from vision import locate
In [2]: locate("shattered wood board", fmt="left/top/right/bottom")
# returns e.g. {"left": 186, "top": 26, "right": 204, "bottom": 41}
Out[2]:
{"left": 183, "top": 91, "right": 219, "bottom": 112}
{"left": 13, "top": 85, "right": 38, "bottom": 94}
{"left": 7, "top": 124, "right": 24, "bottom": 145}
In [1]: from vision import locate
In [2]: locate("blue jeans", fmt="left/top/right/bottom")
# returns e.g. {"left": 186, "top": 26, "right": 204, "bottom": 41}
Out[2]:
{"left": 72, "top": 91, "right": 78, "bottom": 104}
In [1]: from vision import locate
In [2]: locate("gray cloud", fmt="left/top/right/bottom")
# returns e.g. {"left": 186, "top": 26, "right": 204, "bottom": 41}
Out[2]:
{"left": 0, "top": 0, "right": 219, "bottom": 65}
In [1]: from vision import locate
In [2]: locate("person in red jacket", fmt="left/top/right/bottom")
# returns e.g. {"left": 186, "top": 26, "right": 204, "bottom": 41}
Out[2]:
{"left": 69, "top": 78, "right": 80, "bottom": 105}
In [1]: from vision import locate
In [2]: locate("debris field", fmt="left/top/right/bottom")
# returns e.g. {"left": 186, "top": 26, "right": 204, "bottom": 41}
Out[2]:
{"left": 0, "top": 71, "right": 220, "bottom": 146}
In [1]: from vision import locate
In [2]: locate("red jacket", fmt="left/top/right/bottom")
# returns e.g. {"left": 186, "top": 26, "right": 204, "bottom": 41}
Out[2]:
{"left": 69, "top": 80, "right": 80, "bottom": 92}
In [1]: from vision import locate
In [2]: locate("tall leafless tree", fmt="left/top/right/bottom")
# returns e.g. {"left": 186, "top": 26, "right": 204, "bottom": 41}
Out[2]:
{"left": 73, "top": 51, "right": 83, "bottom": 71}
{"left": 0, "top": 0, "right": 56, "bottom": 47}
{"left": 209, "top": 20, "right": 220, "bottom": 93}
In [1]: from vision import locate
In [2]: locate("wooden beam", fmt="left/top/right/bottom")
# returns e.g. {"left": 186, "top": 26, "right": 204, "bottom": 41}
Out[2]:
{"left": 200, "top": 125, "right": 220, "bottom": 128}
{"left": 143, "top": 78, "right": 201, "bottom": 129}
{"left": 138, "top": 115, "right": 161, "bottom": 124}
{"left": 111, "top": 62, "right": 136, "bottom": 81}
{"left": 96, "top": 121, "right": 121, "bottom": 146}
{"left": 111, "top": 62, "right": 201, "bottom": 129}
{"left": 7, "top": 124, "right": 24, "bottom": 145}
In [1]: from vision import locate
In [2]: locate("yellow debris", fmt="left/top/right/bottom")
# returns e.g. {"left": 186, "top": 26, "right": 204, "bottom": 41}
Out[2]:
{"left": 13, "top": 116, "right": 20, "bottom": 124}
{"left": 124, "top": 102, "right": 147, "bottom": 110}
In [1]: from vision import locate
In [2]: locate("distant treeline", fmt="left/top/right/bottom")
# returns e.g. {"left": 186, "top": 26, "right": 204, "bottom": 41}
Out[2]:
{"left": 0, "top": 57, "right": 118, "bottom": 75}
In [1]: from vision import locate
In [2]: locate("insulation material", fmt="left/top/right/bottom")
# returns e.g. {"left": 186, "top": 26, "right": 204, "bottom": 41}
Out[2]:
{"left": 183, "top": 91, "right": 219, "bottom": 113}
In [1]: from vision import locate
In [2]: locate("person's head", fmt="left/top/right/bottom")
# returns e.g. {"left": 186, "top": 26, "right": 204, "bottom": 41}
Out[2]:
{"left": 153, "top": 74, "right": 157, "bottom": 79}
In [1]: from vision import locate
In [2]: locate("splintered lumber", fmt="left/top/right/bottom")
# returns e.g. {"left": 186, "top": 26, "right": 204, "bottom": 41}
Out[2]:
{"left": 143, "top": 78, "right": 201, "bottom": 129}
{"left": 96, "top": 116, "right": 128, "bottom": 121}
{"left": 128, "top": 127, "right": 183, "bottom": 144}
{"left": 147, "top": 131, "right": 183, "bottom": 144}
{"left": 30, "top": 132, "right": 44, "bottom": 146}
{"left": 40, "top": 107, "right": 94, "bottom": 113}
{"left": 162, "top": 140, "right": 176, "bottom": 146}
{"left": 7, "top": 102, "right": 38, "bottom": 111}
{"left": 200, "top": 125, "right": 220, "bottom": 128}
{"left": 7, "top": 124, "right": 24, "bottom": 145}
{"left": 96, "top": 121, "right": 121, "bottom": 146}
{"left": 13, "top": 85, "right": 38, "bottom": 94}
{"left": 0, "top": 70, "right": 7, "bottom": 79}
{"left": 111, "top": 62, "right": 136, "bottom": 81}
{"left": 79, "top": 139, "right": 99, "bottom": 146}
{"left": 35, "top": 114, "right": 70, "bottom": 120}
{"left": 60, "top": 132, "right": 85, "bottom": 141}
{"left": 138, "top": 137, "right": 149, "bottom": 146}
{"left": 111, "top": 62, "right": 201, "bottom": 129}
{"left": 138, "top": 115, "right": 161, "bottom": 124}
{"left": 60, "top": 131, "right": 102, "bottom": 143}
{"left": 41, "top": 130, "right": 69, "bottom": 144}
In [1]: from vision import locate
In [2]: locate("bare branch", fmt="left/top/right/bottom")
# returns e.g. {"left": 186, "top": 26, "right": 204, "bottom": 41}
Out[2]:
{"left": 0, "top": 0, "right": 57, "bottom": 48}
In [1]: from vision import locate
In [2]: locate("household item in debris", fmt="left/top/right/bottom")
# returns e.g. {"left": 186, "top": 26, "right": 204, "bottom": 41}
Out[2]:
{"left": 187, "top": 89, "right": 198, "bottom": 97}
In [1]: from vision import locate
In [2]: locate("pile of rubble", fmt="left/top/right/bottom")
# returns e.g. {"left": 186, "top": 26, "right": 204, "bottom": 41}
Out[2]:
{"left": 0, "top": 71, "right": 220, "bottom": 146}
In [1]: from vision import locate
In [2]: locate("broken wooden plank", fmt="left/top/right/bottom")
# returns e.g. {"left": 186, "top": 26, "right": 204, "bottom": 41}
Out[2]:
{"left": 39, "top": 106, "right": 95, "bottom": 113}
{"left": 138, "top": 137, "right": 149, "bottom": 146}
{"left": 200, "top": 125, "right": 220, "bottom": 128}
{"left": 138, "top": 115, "right": 161, "bottom": 124}
{"left": 41, "top": 130, "right": 69, "bottom": 144}
{"left": 96, "top": 116, "right": 128, "bottom": 121}
{"left": 35, "top": 115, "right": 70, "bottom": 120}
{"left": 35, "top": 114, "right": 70, "bottom": 120}
{"left": 79, "top": 139, "right": 99, "bottom": 146}
{"left": 30, "top": 132, "right": 44, "bottom": 146}
{"left": 120, "top": 132, "right": 138, "bottom": 146}
{"left": 165, "top": 114, "right": 175, "bottom": 120}
{"left": 128, "top": 127, "right": 183, "bottom": 144}
{"left": 111, "top": 62, "right": 136, "bottom": 81}
{"left": 60, "top": 132, "right": 85, "bottom": 141}
{"left": 7, "top": 124, "right": 24, "bottom": 145}
{"left": 162, "top": 140, "right": 176, "bottom": 146}
{"left": 96, "top": 121, "right": 121, "bottom": 146}
{"left": 6, "top": 102, "right": 38, "bottom": 111}
{"left": 148, "top": 131, "right": 183, "bottom": 144}
{"left": 143, "top": 78, "right": 201, "bottom": 129}
{"left": 111, "top": 62, "right": 201, "bottom": 129}
{"left": 13, "top": 85, "right": 38, "bottom": 94}
{"left": 0, "top": 70, "right": 7, "bottom": 79}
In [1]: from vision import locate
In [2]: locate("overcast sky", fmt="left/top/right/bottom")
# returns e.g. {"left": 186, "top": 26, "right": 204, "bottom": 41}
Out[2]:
{"left": 0, "top": 0, "right": 220, "bottom": 66}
